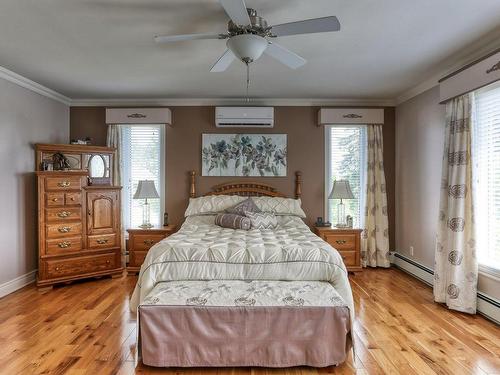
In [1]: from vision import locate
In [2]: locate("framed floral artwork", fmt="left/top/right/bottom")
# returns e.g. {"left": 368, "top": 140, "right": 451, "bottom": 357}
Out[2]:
{"left": 202, "top": 134, "right": 287, "bottom": 176}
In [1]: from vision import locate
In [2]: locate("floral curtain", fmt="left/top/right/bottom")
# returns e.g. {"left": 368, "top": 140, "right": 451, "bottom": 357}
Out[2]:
{"left": 361, "top": 124, "right": 390, "bottom": 267}
{"left": 106, "top": 124, "right": 122, "bottom": 186}
{"left": 434, "top": 94, "right": 477, "bottom": 314}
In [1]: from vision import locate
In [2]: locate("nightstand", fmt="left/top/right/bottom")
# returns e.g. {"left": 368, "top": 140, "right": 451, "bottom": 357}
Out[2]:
{"left": 314, "top": 227, "right": 363, "bottom": 273}
{"left": 126, "top": 225, "right": 176, "bottom": 275}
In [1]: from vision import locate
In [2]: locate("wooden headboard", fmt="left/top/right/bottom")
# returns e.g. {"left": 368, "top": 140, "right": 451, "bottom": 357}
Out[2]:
{"left": 189, "top": 171, "right": 302, "bottom": 199}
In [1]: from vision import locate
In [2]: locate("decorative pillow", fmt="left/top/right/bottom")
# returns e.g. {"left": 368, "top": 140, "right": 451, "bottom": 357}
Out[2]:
{"left": 185, "top": 195, "right": 246, "bottom": 217}
{"left": 244, "top": 211, "right": 279, "bottom": 229}
{"left": 215, "top": 213, "right": 251, "bottom": 230}
{"left": 251, "top": 197, "right": 306, "bottom": 218}
{"left": 225, "top": 197, "right": 261, "bottom": 215}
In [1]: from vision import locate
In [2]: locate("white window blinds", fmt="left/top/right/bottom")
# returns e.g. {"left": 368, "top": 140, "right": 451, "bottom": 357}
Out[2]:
{"left": 473, "top": 82, "right": 500, "bottom": 270}
{"left": 325, "top": 126, "right": 367, "bottom": 227}
{"left": 121, "top": 125, "right": 164, "bottom": 230}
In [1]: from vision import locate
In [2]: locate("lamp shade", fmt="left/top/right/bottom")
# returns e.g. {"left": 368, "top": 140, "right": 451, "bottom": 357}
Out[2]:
{"left": 133, "top": 180, "right": 159, "bottom": 199}
{"left": 328, "top": 180, "right": 355, "bottom": 200}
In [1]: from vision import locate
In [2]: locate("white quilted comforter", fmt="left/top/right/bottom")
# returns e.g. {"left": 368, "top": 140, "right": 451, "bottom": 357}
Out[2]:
{"left": 130, "top": 215, "right": 354, "bottom": 319}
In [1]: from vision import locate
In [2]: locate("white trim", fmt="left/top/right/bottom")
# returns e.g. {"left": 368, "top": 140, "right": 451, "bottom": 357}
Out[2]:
{"left": 392, "top": 252, "right": 500, "bottom": 324}
{"left": 0, "top": 270, "right": 37, "bottom": 299}
{"left": 0, "top": 66, "right": 71, "bottom": 105}
{"left": 479, "top": 265, "right": 500, "bottom": 282}
{"left": 70, "top": 97, "right": 395, "bottom": 107}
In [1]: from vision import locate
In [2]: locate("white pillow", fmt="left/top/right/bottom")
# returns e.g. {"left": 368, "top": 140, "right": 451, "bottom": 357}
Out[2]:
{"left": 251, "top": 197, "right": 306, "bottom": 218}
{"left": 184, "top": 195, "right": 246, "bottom": 217}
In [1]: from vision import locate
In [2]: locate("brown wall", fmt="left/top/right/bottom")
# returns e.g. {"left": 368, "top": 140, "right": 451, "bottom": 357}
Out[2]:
{"left": 70, "top": 106, "right": 396, "bottom": 249}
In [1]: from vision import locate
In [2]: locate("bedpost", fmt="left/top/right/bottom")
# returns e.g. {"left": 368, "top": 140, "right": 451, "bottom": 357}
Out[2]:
{"left": 295, "top": 171, "right": 302, "bottom": 199}
{"left": 189, "top": 170, "right": 196, "bottom": 198}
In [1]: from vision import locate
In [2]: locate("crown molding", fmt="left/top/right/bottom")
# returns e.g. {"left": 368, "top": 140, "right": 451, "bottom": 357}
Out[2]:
{"left": 70, "top": 97, "right": 395, "bottom": 107}
{"left": 396, "top": 29, "right": 500, "bottom": 105}
{"left": 0, "top": 66, "right": 71, "bottom": 105}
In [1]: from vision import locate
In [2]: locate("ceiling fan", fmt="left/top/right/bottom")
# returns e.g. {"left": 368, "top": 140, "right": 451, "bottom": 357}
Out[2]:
{"left": 153, "top": 0, "right": 341, "bottom": 72}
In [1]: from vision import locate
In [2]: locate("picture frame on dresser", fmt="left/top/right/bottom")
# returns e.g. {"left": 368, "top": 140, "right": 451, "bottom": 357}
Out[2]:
{"left": 35, "top": 144, "right": 123, "bottom": 291}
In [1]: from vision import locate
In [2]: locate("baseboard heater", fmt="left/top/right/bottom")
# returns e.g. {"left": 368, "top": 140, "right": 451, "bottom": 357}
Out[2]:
{"left": 391, "top": 252, "right": 500, "bottom": 324}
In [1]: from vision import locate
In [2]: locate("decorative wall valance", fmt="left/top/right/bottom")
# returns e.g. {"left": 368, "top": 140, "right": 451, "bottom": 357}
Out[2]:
{"left": 105, "top": 108, "right": 172, "bottom": 125}
{"left": 439, "top": 48, "right": 500, "bottom": 103}
{"left": 317, "top": 108, "right": 384, "bottom": 126}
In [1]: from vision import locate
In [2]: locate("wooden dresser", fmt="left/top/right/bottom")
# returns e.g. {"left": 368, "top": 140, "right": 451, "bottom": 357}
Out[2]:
{"left": 36, "top": 144, "right": 123, "bottom": 290}
{"left": 314, "top": 227, "right": 363, "bottom": 273}
{"left": 127, "top": 226, "right": 176, "bottom": 274}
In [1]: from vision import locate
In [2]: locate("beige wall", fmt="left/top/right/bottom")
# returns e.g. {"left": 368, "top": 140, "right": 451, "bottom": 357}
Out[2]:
{"left": 70, "top": 106, "right": 396, "bottom": 250}
{"left": 395, "top": 85, "right": 500, "bottom": 300}
{"left": 0, "top": 78, "right": 69, "bottom": 287}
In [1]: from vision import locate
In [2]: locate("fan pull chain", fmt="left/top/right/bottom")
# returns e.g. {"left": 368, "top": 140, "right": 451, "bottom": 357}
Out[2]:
{"left": 246, "top": 62, "right": 250, "bottom": 103}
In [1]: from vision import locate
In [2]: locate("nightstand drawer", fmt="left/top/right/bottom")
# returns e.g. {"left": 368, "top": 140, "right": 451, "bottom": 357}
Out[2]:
{"left": 132, "top": 234, "right": 166, "bottom": 251}
{"left": 338, "top": 250, "right": 357, "bottom": 267}
{"left": 323, "top": 233, "right": 356, "bottom": 250}
{"left": 130, "top": 250, "right": 148, "bottom": 268}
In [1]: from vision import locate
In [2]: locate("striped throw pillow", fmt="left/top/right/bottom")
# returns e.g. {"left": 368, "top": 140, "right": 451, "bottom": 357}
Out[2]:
{"left": 225, "top": 197, "right": 261, "bottom": 216}
{"left": 215, "top": 213, "right": 251, "bottom": 230}
{"left": 244, "top": 211, "right": 278, "bottom": 229}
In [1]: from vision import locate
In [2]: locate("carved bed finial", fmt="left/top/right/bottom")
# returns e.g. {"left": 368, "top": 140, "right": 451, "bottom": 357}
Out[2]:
{"left": 189, "top": 170, "right": 196, "bottom": 198}
{"left": 295, "top": 171, "right": 302, "bottom": 199}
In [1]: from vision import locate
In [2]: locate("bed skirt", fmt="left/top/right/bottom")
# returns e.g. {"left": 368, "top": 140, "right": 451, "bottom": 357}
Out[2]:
{"left": 137, "top": 280, "right": 351, "bottom": 368}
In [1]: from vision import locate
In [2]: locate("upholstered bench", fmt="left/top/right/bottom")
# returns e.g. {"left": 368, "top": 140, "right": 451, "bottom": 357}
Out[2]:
{"left": 137, "top": 279, "right": 352, "bottom": 368}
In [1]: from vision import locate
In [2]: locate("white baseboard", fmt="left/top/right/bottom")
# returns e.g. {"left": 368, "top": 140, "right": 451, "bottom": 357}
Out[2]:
{"left": 0, "top": 270, "right": 37, "bottom": 299}
{"left": 391, "top": 252, "right": 500, "bottom": 324}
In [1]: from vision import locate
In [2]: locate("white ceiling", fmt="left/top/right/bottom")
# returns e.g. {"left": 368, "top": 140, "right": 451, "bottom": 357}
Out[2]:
{"left": 1, "top": 0, "right": 500, "bottom": 101}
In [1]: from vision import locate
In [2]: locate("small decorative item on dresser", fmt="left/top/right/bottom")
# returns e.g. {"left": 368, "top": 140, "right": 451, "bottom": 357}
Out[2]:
{"left": 328, "top": 180, "right": 355, "bottom": 228}
{"left": 314, "top": 227, "right": 362, "bottom": 273}
{"left": 127, "top": 225, "right": 177, "bottom": 274}
{"left": 133, "top": 180, "right": 160, "bottom": 229}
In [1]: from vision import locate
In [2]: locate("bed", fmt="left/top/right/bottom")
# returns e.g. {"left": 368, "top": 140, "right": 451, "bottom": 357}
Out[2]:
{"left": 130, "top": 171, "right": 355, "bottom": 368}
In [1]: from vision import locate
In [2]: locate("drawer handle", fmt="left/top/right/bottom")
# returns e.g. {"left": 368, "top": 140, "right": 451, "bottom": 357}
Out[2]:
{"left": 58, "top": 241, "right": 71, "bottom": 248}
{"left": 52, "top": 197, "right": 59, "bottom": 202}
{"left": 106, "top": 260, "right": 110, "bottom": 264}
{"left": 57, "top": 211, "right": 71, "bottom": 218}
{"left": 58, "top": 181, "right": 71, "bottom": 187}
{"left": 55, "top": 267, "right": 60, "bottom": 271}
{"left": 97, "top": 239, "right": 109, "bottom": 245}
{"left": 70, "top": 196, "right": 75, "bottom": 201}
{"left": 335, "top": 240, "right": 347, "bottom": 244}
{"left": 143, "top": 239, "right": 155, "bottom": 246}
{"left": 58, "top": 226, "right": 71, "bottom": 233}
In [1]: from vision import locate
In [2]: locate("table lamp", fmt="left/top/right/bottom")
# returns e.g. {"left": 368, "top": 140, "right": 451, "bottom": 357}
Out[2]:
{"left": 133, "top": 180, "right": 159, "bottom": 229}
{"left": 328, "top": 180, "right": 354, "bottom": 228}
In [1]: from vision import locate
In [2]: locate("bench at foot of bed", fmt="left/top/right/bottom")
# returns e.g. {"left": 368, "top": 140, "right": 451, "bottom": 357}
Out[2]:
{"left": 138, "top": 280, "right": 351, "bottom": 368}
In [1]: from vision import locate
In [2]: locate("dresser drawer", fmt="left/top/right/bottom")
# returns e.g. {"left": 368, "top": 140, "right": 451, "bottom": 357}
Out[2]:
{"left": 323, "top": 233, "right": 357, "bottom": 250}
{"left": 65, "top": 192, "right": 81, "bottom": 205}
{"left": 46, "top": 236, "right": 83, "bottom": 256}
{"left": 132, "top": 234, "right": 166, "bottom": 251}
{"left": 46, "top": 222, "right": 82, "bottom": 238}
{"left": 45, "top": 193, "right": 65, "bottom": 207}
{"left": 130, "top": 250, "right": 148, "bottom": 268}
{"left": 45, "top": 253, "right": 117, "bottom": 279}
{"left": 46, "top": 207, "right": 82, "bottom": 222}
{"left": 88, "top": 233, "right": 117, "bottom": 250}
{"left": 45, "top": 176, "right": 82, "bottom": 191}
{"left": 338, "top": 250, "right": 357, "bottom": 267}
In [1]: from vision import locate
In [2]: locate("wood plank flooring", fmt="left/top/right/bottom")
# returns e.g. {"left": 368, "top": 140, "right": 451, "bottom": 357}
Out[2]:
{"left": 0, "top": 268, "right": 498, "bottom": 375}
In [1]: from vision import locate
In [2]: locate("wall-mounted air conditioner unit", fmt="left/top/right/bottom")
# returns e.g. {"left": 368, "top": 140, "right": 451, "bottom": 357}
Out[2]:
{"left": 215, "top": 107, "right": 274, "bottom": 128}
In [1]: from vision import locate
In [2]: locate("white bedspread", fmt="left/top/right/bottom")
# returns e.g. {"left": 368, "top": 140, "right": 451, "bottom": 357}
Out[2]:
{"left": 130, "top": 215, "right": 354, "bottom": 319}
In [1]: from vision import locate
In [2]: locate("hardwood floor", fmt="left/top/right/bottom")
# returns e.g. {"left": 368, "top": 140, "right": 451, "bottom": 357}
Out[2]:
{"left": 0, "top": 268, "right": 498, "bottom": 375}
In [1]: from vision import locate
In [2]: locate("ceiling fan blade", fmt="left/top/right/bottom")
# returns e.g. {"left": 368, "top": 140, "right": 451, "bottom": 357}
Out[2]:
{"left": 154, "top": 33, "right": 223, "bottom": 43}
{"left": 264, "top": 42, "right": 306, "bottom": 69}
{"left": 219, "top": 0, "right": 251, "bottom": 26}
{"left": 210, "top": 49, "right": 236, "bottom": 72}
{"left": 271, "top": 16, "right": 340, "bottom": 37}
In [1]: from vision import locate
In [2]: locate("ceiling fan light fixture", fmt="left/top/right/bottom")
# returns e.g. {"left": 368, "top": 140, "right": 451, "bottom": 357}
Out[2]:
{"left": 226, "top": 34, "right": 268, "bottom": 63}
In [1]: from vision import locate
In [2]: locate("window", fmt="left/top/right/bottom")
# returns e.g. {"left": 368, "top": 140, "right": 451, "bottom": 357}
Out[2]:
{"left": 325, "top": 125, "right": 367, "bottom": 227}
{"left": 473, "top": 82, "right": 500, "bottom": 271}
{"left": 121, "top": 125, "right": 165, "bottom": 230}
